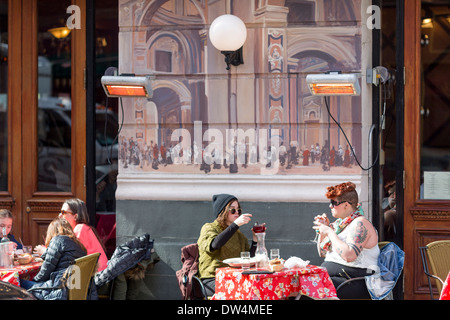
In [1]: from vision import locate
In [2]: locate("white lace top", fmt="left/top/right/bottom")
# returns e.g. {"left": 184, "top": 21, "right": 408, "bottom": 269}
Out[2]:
{"left": 324, "top": 224, "right": 380, "bottom": 270}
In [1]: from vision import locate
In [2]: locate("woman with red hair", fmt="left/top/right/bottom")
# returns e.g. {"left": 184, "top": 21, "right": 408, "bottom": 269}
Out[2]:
{"left": 313, "top": 182, "right": 379, "bottom": 299}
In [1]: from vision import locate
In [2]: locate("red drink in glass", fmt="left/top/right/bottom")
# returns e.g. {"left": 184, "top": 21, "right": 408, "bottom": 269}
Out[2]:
{"left": 253, "top": 223, "right": 266, "bottom": 233}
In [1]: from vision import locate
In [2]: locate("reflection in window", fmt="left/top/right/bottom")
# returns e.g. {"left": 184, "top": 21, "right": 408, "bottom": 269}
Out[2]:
{"left": 420, "top": 2, "right": 450, "bottom": 199}
{"left": 37, "top": 0, "right": 72, "bottom": 192}
{"left": 95, "top": 0, "right": 118, "bottom": 258}
{"left": 0, "top": 0, "right": 8, "bottom": 191}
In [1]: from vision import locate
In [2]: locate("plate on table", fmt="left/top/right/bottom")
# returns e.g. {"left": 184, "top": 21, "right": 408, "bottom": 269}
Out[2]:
{"left": 223, "top": 257, "right": 256, "bottom": 268}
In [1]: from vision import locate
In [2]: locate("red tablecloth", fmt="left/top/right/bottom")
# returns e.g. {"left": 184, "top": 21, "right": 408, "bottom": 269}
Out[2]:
{"left": 439, "top": 272, "right": 450, "bottom": 300}
{"left": 0, "top": 262, "right": 42, "bottom": 287}
{"left": 212, "top": 265, "right": 337, "bottom": 300}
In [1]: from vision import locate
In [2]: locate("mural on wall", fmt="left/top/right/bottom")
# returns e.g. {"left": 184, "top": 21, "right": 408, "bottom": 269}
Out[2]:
{"left": 118, "top": 0, "right": 364, "bottom": 176}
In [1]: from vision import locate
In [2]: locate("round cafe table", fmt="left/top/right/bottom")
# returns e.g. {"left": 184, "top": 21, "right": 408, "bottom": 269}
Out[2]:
{"left": 212, "top": 265, "right": 337, "bottom": 300}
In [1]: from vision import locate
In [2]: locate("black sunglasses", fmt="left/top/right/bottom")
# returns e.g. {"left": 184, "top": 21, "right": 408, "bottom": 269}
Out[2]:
{"left": 330, "top": 200, "right": 351, "bottom": 207}
{"left": 228, "top": 208, "right": 242, "bottom": 215}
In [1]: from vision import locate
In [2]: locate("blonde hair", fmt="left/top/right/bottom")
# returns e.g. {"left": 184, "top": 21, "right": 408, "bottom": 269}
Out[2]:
{"left": 0, "top": 209, "right": 13, "bottom": 220}
{"left": 45, "top": 218, "right": 86, "bottom": 253}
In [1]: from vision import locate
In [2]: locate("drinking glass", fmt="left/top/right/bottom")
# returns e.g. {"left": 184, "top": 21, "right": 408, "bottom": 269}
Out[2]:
{"left": 270, "top": 248, "right": 280, "bottom": 260}
{"left": 7, "top": 242, "right": 15, "bottom": 267}
{"left": 240, "top": 251, "right": 251, "bottom": 270}
{"left": 311, "top": 230, "right": 320, "bottom": 243}
{"left": 23, "top": 245, "right": 33, "bottom": 254}
{"left": 311, "top": 214, "right": 326, "bottom": 243}
{"left": 253, "top": 222, "right": 266, "bottom": 233}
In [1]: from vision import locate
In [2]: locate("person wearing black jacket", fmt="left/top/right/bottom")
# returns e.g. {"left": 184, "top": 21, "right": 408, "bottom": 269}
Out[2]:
{"left": 20, "top": 218, "right": 87, "bottom": 300}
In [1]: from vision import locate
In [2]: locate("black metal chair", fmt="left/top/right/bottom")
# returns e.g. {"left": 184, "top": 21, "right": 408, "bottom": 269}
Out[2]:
{"left": 190, "top": 275, "right": 208, "bottom": 300}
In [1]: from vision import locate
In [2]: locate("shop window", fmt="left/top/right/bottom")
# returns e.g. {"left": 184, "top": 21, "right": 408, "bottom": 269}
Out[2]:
{"left": 0, "top": 0, "right": 7, "bottom": 191}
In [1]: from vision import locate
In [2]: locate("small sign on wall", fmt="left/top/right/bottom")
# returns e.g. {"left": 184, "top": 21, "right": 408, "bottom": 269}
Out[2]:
{"left": 423, "top": 171, "right": 450, "bottom": 200}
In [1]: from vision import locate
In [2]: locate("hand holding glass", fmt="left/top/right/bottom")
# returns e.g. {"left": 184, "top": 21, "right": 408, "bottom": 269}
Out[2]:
{"left": 312, "top": 214, "right": 327, "bottom": 243}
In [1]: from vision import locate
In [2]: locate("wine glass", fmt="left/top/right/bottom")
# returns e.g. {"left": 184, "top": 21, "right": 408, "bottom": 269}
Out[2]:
{"left": 311, "top": 230, "right": 320, "bottom": 243}
{"left": 311, "top": 215, "right": 326, "bottom": 243}
{"left": 253, "top": 222, "right": 266, "bottom": 233}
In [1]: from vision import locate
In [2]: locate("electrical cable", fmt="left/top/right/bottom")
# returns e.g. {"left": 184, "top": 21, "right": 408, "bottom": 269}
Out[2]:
{"left": 104, "top": 96, "right": 124, "bottom": 165}
{"left": 323, "top": 95, "right": 380, "bottom": 171}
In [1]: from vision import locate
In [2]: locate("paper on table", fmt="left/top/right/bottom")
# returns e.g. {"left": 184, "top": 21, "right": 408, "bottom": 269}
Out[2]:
{"left": 284, "top": 256, "right": 310, "bottom": 268}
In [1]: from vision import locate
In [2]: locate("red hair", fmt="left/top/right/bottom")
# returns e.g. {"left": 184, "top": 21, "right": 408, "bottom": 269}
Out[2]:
{"left": 325, "top": 182, "right": 358, "bottom": 209}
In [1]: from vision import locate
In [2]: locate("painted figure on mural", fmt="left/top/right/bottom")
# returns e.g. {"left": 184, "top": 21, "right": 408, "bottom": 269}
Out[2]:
{"left": 279, "top": 142, "right": 287, "bottom": 166}
{"left": 160, "top": 144, "right": 167, "bottom": 166}
{"left": 329, "top": 146, "right": 336, "bottom": 166}
{"left": 344, "top": 145, "right": 351, "bottom": 167}
{"left": 315, "top": 143, "right": 321, "bottom": 162}
{"left": 303, "top": 146, "right": 310, "bottom": 166}
{"left": 152, "top": 143, "right": 159, "bottom": 170}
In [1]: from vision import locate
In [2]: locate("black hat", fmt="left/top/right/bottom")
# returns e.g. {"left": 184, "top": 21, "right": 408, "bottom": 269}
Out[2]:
{"left": 212, "top": 194, "right": 237, "bottom": 217}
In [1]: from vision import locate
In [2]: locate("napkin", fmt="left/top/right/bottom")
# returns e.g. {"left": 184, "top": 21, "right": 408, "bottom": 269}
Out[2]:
{"left": 284, "top": 257, "right": 310, "bottom": 269}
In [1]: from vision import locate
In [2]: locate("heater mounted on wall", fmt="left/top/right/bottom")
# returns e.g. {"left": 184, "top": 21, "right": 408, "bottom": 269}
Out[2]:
{"left": 306, "top": 72, "right": 361, "bottom": 96}
{"left": 101, "top": 74, "right": 154, "bottom": 98}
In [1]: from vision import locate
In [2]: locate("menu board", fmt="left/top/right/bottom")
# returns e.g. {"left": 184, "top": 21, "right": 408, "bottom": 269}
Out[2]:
{"left": 423, "top": 171, "right": 450, "bottom": 200}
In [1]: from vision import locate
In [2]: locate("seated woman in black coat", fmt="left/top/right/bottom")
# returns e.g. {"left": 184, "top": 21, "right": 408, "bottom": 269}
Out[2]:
{"left": 20, "top": 218, "right": 87, "bottom": 300}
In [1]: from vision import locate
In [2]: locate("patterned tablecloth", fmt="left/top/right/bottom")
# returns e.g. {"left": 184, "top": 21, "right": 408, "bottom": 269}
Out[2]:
{"left": 212, "top": 265, "right": 337, "bottom": 300}
{"left": 0, "top": 261, "right": 42, "bottom": 287}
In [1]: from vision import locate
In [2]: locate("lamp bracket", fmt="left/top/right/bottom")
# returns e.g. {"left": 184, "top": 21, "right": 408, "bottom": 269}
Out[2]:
{"left": 367, "top": 66, "right": 390, "bottom": 86}
{"left": 221, "top": 47, "right": 244, "bottom": 70}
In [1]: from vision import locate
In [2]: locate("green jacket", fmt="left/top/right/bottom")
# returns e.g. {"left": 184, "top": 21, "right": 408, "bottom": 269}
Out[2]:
{"left": 197, "top": 220, "right": 250, "bottom": 278}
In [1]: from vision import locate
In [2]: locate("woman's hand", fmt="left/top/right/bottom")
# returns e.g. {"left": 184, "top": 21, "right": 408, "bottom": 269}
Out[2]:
{"left": 313, "top": 214, "right": 332, "bottom": 236}
{"left": 313, "top": 213, "right": 329, "bottom": 226}
{"left": 313, "top": 221, "right": 333, "bottom": 237}
{"left": 233, "top": 213, "right": 252, "bottom": 227}
{"left": 34, "top": 245, "right": 46, "bottom": 256}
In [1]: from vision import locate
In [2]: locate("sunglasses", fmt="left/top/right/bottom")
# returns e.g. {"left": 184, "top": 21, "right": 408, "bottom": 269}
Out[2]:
{"left": 59, "top": 210, "right": 75, "bottom": 216}
{"left": 228, "top": 208, "right": 242, "bottom": 215}
{"left": 330, "top": 200, "right": 351, "bottom": 207}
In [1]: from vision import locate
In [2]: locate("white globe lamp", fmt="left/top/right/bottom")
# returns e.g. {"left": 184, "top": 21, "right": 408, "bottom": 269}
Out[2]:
{"left": 209, "top": 14, "right": 247, "bottom": 70}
